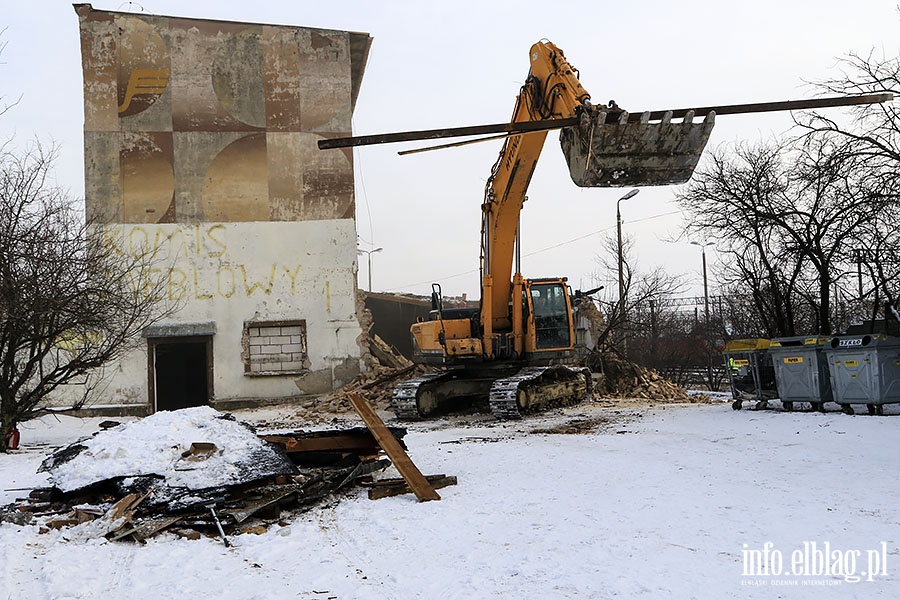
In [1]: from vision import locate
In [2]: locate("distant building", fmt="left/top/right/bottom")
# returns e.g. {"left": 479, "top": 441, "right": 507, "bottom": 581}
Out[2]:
{"left": 64, "top": 4, "right": 372, "bottom": 413}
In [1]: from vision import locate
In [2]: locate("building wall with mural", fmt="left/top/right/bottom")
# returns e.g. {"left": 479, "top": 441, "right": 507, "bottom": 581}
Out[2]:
{"left": 66, "top": 4, "right": 372, "bottom": 412}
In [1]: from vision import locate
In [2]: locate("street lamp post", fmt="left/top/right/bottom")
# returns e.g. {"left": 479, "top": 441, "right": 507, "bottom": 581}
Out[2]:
{"left": 691, "top": 240, "right": 715, "bottom": 389}
{"left": 617, "top": 189, "right": 639, "bottom": 355}
{"left": 357, "top": 247, "right": 383, "bottom": 292}
{"left": 690, "top": 241, "right": 715, "bottom": 327}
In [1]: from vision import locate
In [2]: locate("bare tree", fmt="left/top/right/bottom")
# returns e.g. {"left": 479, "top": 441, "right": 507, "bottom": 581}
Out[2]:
{"left": 0, "top": 143, "right": 173, "bottom": 451}
{"left": 798, "top": 48, "right": 900, "bottom": 323}
{"left": 590, "top": 234, "right": 686, "bottom": 355}
{"left": 0, "top": 29, "right": 21, "bottom": 118}
{"left": 800, "top": 48, "right": 900, "bottom": 175}
{"left": 676, "top": 137, "right": 888, "bottom": 337}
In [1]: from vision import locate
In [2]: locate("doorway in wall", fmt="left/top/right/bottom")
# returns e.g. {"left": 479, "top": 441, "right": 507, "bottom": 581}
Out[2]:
{"left": 150, "top": 337, "right": 213, "bottom": 412}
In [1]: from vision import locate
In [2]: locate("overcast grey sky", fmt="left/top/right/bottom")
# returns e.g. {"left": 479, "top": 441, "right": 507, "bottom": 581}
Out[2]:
{"left": 2, "top": 1, "right": 897, "bottom": 301}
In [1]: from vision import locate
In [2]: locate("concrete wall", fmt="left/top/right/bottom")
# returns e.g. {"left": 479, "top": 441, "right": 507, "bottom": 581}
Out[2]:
{"left": 63, "top": 5, "right": 371, "bottom": 412}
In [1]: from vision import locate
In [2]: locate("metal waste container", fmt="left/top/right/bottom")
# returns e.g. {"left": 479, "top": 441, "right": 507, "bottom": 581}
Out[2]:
{"left": 723, "top": 338, "right": 778, "bottom": 410}
{"left": 768, "top": 336, "right": 833, "bottom": 412}
{"left": 824, "top": 334, "right": 900, "bottom": 415}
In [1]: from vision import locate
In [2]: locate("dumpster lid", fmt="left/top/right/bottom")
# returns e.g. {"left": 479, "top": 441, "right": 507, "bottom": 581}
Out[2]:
{"left": 724, "top": 338, "right": 770, "bottom": 352}
{"left": 770, "top": 336, "right": 830, "bottom": 347}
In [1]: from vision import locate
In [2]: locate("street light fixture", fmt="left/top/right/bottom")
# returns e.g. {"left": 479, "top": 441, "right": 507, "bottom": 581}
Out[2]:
{"left": 357, "top": 247, "right": 383, "bottom": 292}
{"left": 617, "top": 189, "right": 639, "bottom": 356}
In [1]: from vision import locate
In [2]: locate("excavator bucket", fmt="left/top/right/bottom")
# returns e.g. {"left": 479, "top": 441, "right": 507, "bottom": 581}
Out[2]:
{"left": 559, "top": 108, "right": 715, "bottom": 187}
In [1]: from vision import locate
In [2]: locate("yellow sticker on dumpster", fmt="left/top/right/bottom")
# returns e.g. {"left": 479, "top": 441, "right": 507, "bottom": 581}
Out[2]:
{"left": 844, "top": 360, "right": 859, "bottom": 367}
{"left": 732, "top": 359, "right": 749, "bottom": 367}
{"left": 784, "top": 357, "right": 803, "bottom": 364}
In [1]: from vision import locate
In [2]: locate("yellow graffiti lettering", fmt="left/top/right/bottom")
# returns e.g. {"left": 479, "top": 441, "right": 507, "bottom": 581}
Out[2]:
{"left": 206, "top": 225, "right": 227, "bottom": 258}
{"left": 101, "top": 225, "right": 126, "bottom": 258}
{"left": 283, "top": 264, "right": 302, "bottom": 295}
{"left": 128, "top": 227, "right": 150, "bottom": 258}
{"left": 218, "top": 266, "right": 236, "bottom": 298}
{"left": 144, "top": 268, "right": 164, "bottom": 302}
{"left": 241, "top": 265, "right": 277, "bottom": 296}
{"left": 153, "top": 228, "right": 186, "bottom": 259}
{"left": 168, "top": 268, "right": 188, "bottom": 301}
{"left": 193, "top": 266, "right": 213, "bottom": 300}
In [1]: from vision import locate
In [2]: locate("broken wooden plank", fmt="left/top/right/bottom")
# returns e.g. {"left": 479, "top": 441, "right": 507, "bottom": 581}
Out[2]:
{"left": 367, "top": 476, "right": 458, "bottom": 500}
{"left": 359, "top": 474, "right": 447, "bottom": 487}
{"left": 262, "top": 434, "right": 384, "bottom": 454}
{"left": 109, "top": 516, "right": 182, "bottom": 542}
{"left": 108, "top": 493, "right": 140, "bottom": 521}
{"left": 220, "top": 485, "right": 299, "bottom": 524}
{"left": 347, "top": 392, "right": 441, "bottom": 502}
{"left": 260, "top": 427, "right": 407, "bottom": 457}
{"left": 46, "top": 517, "right": 82, "bottom": 529}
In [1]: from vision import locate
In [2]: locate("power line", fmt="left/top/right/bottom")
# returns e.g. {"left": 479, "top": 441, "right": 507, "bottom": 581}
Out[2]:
{"left": 396, "top": 209, "right": 685, "bottom": 290}
{"left": 352, "top": 116, "right": 376, "bottom": 251}
{"left": 523, "top": 210, "right": 684, "bottom": 257}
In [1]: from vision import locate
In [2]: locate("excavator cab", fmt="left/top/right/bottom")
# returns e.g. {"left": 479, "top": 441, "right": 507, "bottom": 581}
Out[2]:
{"left": 526, "top": 280, "right": 573, "bottom": 352}
{"left": 560, "top": 105, "right": 715, "bottom": 187}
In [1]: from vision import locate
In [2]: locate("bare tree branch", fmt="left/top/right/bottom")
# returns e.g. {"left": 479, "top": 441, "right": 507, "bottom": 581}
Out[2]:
{"left": 0, "top": 142, "right": 175, "bottom": 450}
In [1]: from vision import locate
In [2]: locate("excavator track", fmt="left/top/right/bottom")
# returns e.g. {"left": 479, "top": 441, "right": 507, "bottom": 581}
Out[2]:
{"left": 391, "top": 371, "right": 455, "bottom": 420}
{"left": 489, "top": 365, "right": 592, "bottom": 419}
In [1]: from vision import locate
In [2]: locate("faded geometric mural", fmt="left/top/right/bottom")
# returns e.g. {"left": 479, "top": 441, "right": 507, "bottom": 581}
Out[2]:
{"left": 75, "top": 3, "right": 371, "bottom": 225}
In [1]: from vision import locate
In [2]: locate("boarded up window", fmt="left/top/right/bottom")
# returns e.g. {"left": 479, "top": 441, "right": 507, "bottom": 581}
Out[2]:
{"left": 243, "top": 320, "right": 308, "bottom": 376}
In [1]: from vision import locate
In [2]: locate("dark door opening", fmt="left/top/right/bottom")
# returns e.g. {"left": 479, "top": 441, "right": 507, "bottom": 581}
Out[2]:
{"left": 152, "top": 338, "right": 211, "bottom": 412}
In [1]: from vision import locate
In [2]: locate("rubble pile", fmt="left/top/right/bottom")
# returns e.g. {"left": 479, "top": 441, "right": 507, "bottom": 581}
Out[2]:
{"left": 0, "top": 407, "right": 407, "bottom": 543}
{"left": 292, "top": 334, "right": 433, "bottom": 420}
{"left": 295, "top": 329, "right": 700, "bottom": 420}
{"left": 584, "top": 349, "right": 696, "bottom": 402}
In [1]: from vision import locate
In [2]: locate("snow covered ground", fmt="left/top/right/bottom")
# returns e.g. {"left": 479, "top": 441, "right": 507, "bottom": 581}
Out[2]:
{"left": 1, "top": 400, "right": 898, "bottom": 599}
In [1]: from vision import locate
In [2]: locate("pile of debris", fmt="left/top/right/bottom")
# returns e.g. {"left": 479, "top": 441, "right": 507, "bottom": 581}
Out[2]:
{"left": 299, "top": 329, "right": 699, "bottom": 420}
{"left": 584, "top": 349, "right": 695, "bottom": 402}
{"left": 293, "top": 335, "right": 432, "bottom": 420}
{"left": 0, "top": 405, "right": 450, "bottom": 543}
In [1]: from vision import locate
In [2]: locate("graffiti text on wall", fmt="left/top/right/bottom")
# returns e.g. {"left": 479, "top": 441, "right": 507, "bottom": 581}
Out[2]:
{"left": 105, "top": 225, "right": 317, "bottom": 300}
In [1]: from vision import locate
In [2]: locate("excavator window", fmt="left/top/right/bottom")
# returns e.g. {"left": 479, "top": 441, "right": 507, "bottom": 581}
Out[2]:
{"left": 530, "top": 283, "right": 571, "bottom": 350}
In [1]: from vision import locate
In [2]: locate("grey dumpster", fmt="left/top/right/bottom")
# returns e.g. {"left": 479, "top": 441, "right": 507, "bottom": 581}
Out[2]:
{"left": 768, "top": 336, "right": 833, "bottom": 412}
{"left": 823, "top": 334, "right": 900, "bottom": 415}
{"left": 723, "top": 338, "right": 778, "bottom": 410}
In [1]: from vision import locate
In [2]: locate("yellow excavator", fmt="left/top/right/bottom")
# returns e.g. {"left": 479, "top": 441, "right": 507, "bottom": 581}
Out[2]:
{"left": 394, "top": 41, "right": 715, "bottom": 419}
{"left": 319, "top": 41, "right": 890, "bottom": 419}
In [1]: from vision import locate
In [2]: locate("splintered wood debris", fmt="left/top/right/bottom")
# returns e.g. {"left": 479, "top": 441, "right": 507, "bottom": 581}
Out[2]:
{"left": 0, "top": 404, "right": 455, "bottom": 543}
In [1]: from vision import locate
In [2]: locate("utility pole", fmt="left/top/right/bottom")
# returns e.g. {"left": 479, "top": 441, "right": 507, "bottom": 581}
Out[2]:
{"left": 617, "top": 189, "right": 639, "bottom": 356}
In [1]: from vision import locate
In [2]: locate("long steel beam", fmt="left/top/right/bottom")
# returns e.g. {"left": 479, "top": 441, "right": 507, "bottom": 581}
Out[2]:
{"left": 317, "top": 93, "right": 893, "bottom": 150}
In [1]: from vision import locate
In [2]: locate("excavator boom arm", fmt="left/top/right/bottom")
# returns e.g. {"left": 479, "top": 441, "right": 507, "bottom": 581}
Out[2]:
{"left": 481, "top": 42, "right": 589, "bottom": 340}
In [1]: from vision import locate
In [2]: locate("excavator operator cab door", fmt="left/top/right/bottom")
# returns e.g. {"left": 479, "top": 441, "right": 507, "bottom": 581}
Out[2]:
{"left": 526, "top": 281, "right": 573, "bottom": 351}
